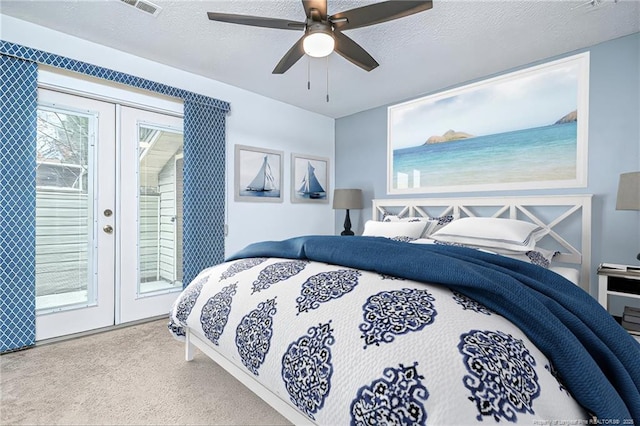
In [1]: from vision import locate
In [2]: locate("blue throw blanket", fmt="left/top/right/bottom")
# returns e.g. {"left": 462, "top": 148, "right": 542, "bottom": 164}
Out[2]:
{"left": 228, "top": 235, "right": 640, "bottom": 423}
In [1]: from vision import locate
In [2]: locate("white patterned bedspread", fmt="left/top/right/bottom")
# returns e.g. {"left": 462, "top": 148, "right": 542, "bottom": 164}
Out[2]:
{"left": 169, "top": 257, "right": 587, "bottom": 425}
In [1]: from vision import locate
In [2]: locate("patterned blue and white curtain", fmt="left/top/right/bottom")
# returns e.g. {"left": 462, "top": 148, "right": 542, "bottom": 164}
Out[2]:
{"left": 0, "top": 55, "right": 38, "bottom": 353}
{"left": 182, "top": 101, "right": 227, "bottom": 287}
{"left": 0, "top": 42, "right": 230, "bottom": 353}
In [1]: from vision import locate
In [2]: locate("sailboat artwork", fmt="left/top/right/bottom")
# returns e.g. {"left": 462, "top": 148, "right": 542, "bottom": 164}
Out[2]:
{"left": 246, "top": 156, "right": 277, "bottom": 193}
{"left": 297, "top": 161, "right": 326, "bottom": 200}
{"left": 292, "top": 155, "right": 329, "bottom": 203}
{"left": 236, "top": 145, "right": 282, "bottom": 202}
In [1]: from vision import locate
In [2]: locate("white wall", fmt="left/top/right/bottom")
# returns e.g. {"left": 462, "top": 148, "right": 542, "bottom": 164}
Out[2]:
{"left": 1, "top": 15, "right": 335, "bottom": 258}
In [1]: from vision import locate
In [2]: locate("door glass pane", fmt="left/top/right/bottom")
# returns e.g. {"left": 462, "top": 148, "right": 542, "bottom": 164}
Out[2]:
{"left": 35, "top": 108, "right": 94, "bottom": 311}
{"left": 138, "top": 125, "right": 183, "bottom": 295}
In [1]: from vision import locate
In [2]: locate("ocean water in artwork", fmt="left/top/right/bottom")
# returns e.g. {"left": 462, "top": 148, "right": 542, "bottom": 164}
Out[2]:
{"left": 239, "top": 189, "right": 281, "bottom": 198}
{"left": 295, "top": 192, "right": 327, "bottom": 200}
{"left": 392, "top": 122, "right": 578, "bottom": 189}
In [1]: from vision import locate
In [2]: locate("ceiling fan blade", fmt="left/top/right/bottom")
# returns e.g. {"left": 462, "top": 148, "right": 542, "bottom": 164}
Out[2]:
{"left": 272, "top": 37, "right": 306, "bottom": 74}
{"left": 302, "top": 0, "right": 327, "bottom": 20}
{"left": 333, "top": 31, "right": 379, "bottom": 72}
{"left": 207, "top": 12, "right": 305, "bottom": 30}
{"left": 330, "top": 1, "right": 433, "bottom": 31}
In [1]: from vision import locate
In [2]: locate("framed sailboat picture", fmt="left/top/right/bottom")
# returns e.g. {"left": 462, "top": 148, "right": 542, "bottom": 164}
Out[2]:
{"left": 234, "top": 144, "right": 283, "bottom": 203}
{"left": 291, "top": 153, "right": 329, "bottom": 204}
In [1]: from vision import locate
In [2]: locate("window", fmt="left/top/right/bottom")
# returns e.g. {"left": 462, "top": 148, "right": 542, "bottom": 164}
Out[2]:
{"left": 36, "top": 108, "right": 89, "bottom": 191}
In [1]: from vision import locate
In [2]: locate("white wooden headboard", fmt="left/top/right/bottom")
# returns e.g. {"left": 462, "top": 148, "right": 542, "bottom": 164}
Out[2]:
{"left": 372, "top": 195, "right": 592, "bottom": 292}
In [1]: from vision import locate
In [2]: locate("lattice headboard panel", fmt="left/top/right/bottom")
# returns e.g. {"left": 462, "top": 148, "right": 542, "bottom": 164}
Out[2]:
{"left": 372, "top": 195, "right": 592, "bottom": 292}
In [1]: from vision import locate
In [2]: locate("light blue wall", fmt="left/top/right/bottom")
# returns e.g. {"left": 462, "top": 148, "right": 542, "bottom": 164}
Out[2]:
{"left": 335, "top": 33, "right": 640, "bottom": 304}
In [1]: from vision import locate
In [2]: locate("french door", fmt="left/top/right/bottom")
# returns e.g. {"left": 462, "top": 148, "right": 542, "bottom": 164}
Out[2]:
{"left": 35, "top": 89, "right": 184, "bottom": 340}
{"left": 35, "top": 89, "right": 116, "bottom": 340}
{"left": 118, "top": 106, "right": 184, "bottom": 323}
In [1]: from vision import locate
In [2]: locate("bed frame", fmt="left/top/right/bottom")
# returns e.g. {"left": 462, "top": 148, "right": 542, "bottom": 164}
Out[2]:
{"left": 185, "top": 328, "right": 314, "bottom": 425}
{"left": 185, "top": 194, "right": 592, "bottom": 425}
{"left": 372, "top": 194, "right": 592, "bottom": 292}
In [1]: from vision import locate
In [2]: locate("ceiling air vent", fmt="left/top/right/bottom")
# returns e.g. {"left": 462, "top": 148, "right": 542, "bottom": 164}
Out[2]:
{"left": 119, "top": 0, "right": 162, "bottom": 17}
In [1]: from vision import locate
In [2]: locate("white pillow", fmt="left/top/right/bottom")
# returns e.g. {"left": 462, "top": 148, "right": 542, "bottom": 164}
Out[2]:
{"left": 430, "top": 217, "right": 548, "bottom": 252}
{"left": 362, "top": 220, "right": 428, "bottom": 240}
{"left": 382, "top": 214, "right": 457, "bottom": 238}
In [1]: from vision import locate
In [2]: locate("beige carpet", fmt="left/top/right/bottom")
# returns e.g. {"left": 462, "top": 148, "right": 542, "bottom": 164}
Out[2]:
{"left": 0, "top": 319, "right": 290, "bottom": 425}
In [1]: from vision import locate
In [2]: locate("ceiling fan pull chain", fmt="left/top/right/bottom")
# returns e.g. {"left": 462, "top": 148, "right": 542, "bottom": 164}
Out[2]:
{"left": 326, "top": 56, "right": 330, "bottom": 103}
{"left": 307, "top": 57, "right": 311, "bottom": 90}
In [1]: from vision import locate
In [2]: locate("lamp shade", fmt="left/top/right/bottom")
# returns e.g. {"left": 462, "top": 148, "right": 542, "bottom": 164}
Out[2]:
{"left": 333, "top": 189, "right": 363, "bottom": 210}
{"left": 616, "top": 172, "right": 640, "bottom": 210}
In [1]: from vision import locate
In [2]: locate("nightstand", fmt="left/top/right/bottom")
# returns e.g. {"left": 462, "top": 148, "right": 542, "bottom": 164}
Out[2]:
{"left": 597, "top": 265, "right": 640, "bottom": 342}
{"left": 597, "top": 265, "right": 640, "bottom": 309}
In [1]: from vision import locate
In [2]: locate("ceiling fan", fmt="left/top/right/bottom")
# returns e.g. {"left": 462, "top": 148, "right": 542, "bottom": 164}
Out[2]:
{"left": 207, "top": 0, "right": 433, "bottom": 74}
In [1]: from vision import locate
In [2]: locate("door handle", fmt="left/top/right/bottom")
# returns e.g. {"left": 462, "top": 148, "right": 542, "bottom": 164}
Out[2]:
{"left": 103, "top": 225, "right": 114, "bottom": 234}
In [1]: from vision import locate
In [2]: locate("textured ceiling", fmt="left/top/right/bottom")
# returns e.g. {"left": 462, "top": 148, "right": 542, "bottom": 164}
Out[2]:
{"left": 1, "top": 0, "right": 639, "bottom": 118}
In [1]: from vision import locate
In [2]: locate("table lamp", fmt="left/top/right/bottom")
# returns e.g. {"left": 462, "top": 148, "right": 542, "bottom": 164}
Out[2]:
{"left": 616, "top": 171, "right": 640, "bottom": 260}
{"left": 333, "top": 189, "right": 363, "bottom": 236}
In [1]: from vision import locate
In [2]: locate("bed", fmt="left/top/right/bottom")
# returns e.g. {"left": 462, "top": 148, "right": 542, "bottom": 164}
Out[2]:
{"left": 168, "top": 195, "right": 640, "bottom": 425}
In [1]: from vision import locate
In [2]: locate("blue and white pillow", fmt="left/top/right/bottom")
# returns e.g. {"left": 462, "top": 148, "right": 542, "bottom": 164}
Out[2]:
{"left": 362, "top": 220, "right": 429, "bottom": 240}
{"left": 382, "top": 214, "right": 457, "bottom": 238}
{"left": 430, "top": 239, "right": 558, "bottom": 268}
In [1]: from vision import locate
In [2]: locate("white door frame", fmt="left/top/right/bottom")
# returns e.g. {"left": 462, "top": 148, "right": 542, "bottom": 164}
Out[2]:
{"left": 174, "top": 153, "right": 184, "bottom": 284}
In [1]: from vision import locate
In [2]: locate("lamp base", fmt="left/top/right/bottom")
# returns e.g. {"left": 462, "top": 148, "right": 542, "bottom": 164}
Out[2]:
{"left": 341, "top": 209, "right": 354, "bottom": 236}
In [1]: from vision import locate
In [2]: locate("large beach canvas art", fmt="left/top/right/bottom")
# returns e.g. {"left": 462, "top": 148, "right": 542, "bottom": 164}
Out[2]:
{"left": 387, "top": 53, "right": 589, "bottom": 194}
{"left": 235, "top": 144, "right": 283, "bottom": 203}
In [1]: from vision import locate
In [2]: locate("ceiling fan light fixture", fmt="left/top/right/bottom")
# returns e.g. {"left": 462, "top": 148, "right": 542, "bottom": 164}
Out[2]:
{"left": 208, "top": 0, "right": 434, "bottom": 73}
{"left": 303, "top": 31, "right": 334, "bottom": 58}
